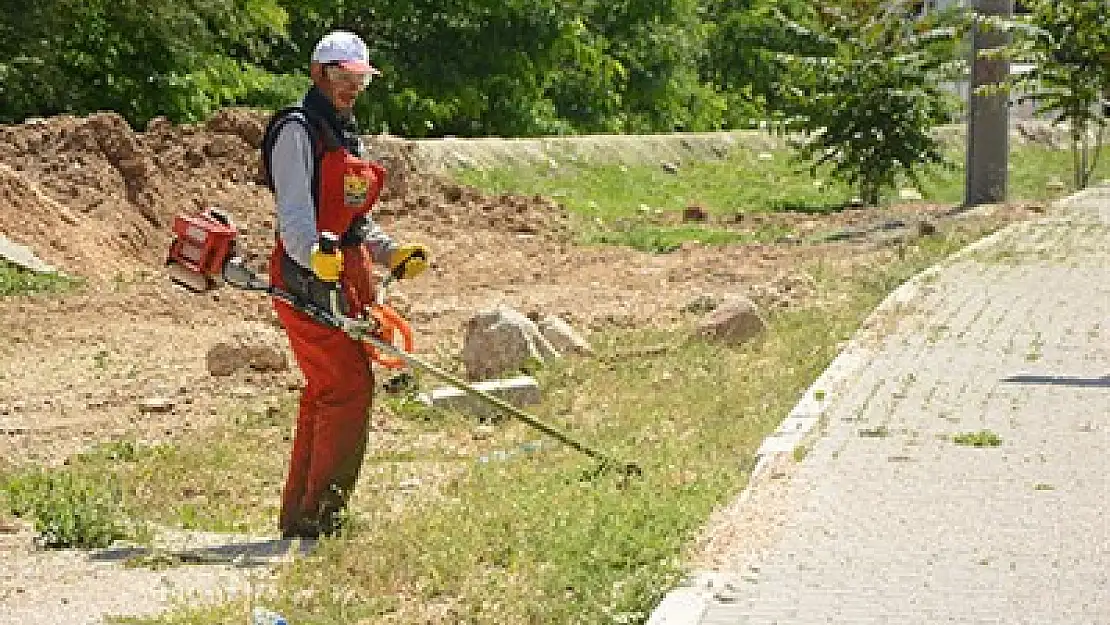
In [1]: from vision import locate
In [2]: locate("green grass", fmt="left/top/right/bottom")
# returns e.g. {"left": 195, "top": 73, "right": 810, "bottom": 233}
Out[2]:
{"left": 452, "top": 143, "right": 1108, "bottom": 253}
{"left": 454, "top": 149, "right": 851, "bottom": 220}
{"left": 0, "top": 430, "right": 288, "bottom": 544}
{"left": 0, "top": 469, "right": 130, "bottom": 548}
{"left": 0, "top": 260, "right": 80, "bottom": 297}
{"left": 582, "top": 222, "right": 793, "bottom": 253}
{"left": 920, "top": 145, "right": 1110, "bottom": 205}
{"left": 0, "top": 220, "right": 1001, "bottom": 625}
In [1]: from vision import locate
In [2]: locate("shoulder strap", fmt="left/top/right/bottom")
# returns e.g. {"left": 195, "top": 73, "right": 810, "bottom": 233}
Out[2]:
{"left": 260, "top": 106, "right": 341, "bottom": 193}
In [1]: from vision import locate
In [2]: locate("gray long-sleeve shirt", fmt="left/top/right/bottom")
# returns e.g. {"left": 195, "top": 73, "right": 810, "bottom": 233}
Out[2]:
{"left": 270, "top": 114, "right": 397, "bottom": 269}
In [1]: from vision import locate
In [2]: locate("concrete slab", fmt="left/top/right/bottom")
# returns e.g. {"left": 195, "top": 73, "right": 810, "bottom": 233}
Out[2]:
{"left": 0, "top": 234, "right": 55, "bottom": 273}
{"left": 416, "top": 375, "right": 541, "bottom": 418}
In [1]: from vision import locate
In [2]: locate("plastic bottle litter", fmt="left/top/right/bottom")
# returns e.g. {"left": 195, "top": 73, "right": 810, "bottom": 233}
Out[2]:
{"left": 252, "top": 606, "right": 289, "bottom": 625}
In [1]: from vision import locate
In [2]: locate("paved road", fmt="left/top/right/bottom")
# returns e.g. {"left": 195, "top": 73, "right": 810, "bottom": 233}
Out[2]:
{"left": 656, "top": 186, "right": 1110, "bottom": 625}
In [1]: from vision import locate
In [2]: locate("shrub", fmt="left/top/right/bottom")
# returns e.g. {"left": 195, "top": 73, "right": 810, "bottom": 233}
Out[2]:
{"left": 1008, "top": 0, "right": 1110, "bottom": 189}
{"left": 774, "top": 1, "right": 968, "bottom": 205}
{"left": 2, "top": 470, "right": 128, "bottom": 548}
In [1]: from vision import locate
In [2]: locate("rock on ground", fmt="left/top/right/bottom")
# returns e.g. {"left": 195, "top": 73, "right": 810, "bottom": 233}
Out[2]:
{"left": 537, "top": 315, "right": 593, "bottom": 357}
{"left": 205, "top": 328, "right": 289, "bottom": 377}
{"left": 694, "top": 295, "right": 767, "bottom": 345}
{"left": 461, "top": 306, "right": 559, "bottom": 381}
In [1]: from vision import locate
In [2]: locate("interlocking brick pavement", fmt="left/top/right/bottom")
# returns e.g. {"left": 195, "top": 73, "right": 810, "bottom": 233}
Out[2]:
{"left": 657, "top": 186, "right": 1110, "bottom": 625}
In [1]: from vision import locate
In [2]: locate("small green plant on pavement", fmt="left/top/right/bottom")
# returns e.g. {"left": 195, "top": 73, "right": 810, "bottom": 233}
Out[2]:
{"left": 952, "top": 429, "right": 1003, "bottom": 448}
{"left": 773, "top": 1, "right": 968, "bottom": 206}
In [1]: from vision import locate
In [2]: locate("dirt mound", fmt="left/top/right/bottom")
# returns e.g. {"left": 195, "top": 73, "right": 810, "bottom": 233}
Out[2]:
{"left": 0, "top": 109, "right": 569, "bottom": 281}
{"left": 379, "top": 176, "right": 570, "bottom": 238}
{"left": 0, "top": 162, "right": 147, "bottom": 277}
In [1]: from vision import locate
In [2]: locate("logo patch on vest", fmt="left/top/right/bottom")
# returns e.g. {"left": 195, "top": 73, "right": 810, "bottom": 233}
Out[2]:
{"left": 343, "top": 174, "right": 370, "bottom": 207}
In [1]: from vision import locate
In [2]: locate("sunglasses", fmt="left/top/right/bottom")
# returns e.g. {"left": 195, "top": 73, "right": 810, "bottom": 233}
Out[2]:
{"left": 324, "top": 65, "right": 374, "bottom": 88}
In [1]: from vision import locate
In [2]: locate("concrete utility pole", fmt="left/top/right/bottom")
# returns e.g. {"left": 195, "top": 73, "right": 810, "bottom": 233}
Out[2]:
{"left": 965, "top": 0, "right": 1013, "bottom": 207}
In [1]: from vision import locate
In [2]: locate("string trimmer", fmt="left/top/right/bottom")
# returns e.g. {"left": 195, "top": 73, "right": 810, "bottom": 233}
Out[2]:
{"left": 166, "top": 208, "right": 640, "bottom": 477}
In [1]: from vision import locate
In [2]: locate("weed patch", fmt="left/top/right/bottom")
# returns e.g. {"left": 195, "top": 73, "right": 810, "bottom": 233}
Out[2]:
{"left": 0, "top": 260, "right": 80, "bottom": 297}
{"left": 858, "top": 425, "right": 892, "bottom": 438}
{"left": 952, "top": 430, "right": 1003, "bottom": 448}
{"left": 0, "top": 469, "right": 129, "bottom": 548}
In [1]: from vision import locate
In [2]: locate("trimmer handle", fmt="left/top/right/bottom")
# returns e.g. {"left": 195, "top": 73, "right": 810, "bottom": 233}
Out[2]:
{"left": 318, "top": 231, "right": 340, "bottom": 256}
{"left": 312, "top": 231, "right": 343, "bottom": 282}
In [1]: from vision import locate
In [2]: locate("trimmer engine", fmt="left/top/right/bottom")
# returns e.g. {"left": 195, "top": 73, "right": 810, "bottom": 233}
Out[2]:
{"left": 166, "top": 208, "right": 239, "bottom": 291}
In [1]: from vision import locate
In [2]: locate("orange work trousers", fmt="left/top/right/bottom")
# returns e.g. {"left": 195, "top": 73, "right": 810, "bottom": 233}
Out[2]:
{"left": 274, "top": 298, "right": 374, "bottom": 537}
{"left": 271, "top": 243, "right": 380, "bottom": 537}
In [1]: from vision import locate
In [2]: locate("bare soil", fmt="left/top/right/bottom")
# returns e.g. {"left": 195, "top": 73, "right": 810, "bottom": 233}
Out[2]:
{"left": 0, "top": 109, "right": 1044, "bottom": 624}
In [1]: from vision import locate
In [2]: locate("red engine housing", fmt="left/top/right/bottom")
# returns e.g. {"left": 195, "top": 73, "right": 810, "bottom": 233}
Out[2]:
{"left": 166, "top": 208, "right": 238, "bottom": 290}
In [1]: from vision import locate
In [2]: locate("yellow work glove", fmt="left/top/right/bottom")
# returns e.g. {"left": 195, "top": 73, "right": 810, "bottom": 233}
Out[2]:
{"left": 310, "top": 243, "right": 344, "bottom": 282}
{"left": 388, "top": 243, "right": 430, "bottom": 280}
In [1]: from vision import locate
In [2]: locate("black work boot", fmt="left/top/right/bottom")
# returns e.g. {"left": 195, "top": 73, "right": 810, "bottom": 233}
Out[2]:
{"left": 280, "top": 517, "right": 321, "bottom": 541}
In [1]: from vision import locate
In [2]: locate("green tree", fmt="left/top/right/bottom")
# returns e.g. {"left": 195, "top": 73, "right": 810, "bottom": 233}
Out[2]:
{"left": 576, "top": 0, "right": 723, "bottom": 132}
{"left": 273, "top": 0, "right": 585, "bottom": 136}
{"left": 0, "top": 0, "right": 296, "bottom": 126}
{"left": 1009, "top": 0, "right": 1110, "bottom": 189}
{"left": 275, "top": 0, "right": 724, "bottom": 136}
{"left": 702, "top": 0, "right": 816, "bottom": 125}
{"left": 774, "top": 1, "right": 967, "bottom": 205}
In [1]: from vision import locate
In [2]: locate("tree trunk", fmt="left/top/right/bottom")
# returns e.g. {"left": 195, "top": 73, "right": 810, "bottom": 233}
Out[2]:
{"left": 1072, "top": 125, "right": 1087, "bottom": 190}
{"left": 861, "top": 181, "right": 881, "bottom": 207}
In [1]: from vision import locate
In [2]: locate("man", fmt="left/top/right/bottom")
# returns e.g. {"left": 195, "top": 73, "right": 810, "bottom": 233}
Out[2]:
{"left": 260, "top": 30, "right": 430, "bottom": 539}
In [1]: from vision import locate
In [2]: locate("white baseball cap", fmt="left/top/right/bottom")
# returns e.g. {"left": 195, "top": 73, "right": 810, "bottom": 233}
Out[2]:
{"left": 311, "top": 30, "right": 380, "bottom": 75}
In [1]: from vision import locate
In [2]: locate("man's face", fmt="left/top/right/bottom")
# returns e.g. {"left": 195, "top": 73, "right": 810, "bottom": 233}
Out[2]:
{"left": 317, "top": 65, "right": 372, "bottom": 112}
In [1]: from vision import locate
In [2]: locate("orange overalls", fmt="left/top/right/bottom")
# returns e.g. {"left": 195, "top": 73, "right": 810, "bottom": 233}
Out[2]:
{"left": 269, "top": 129, "right": 387, "bottom": 538}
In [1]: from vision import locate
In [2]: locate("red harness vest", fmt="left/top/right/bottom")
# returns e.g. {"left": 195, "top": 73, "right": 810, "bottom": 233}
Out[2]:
{"left": 263, "top": 108, "right": 386, "bottom": 313}
{"left": 263, "top": 107, "right": 413, "bottom": 369}
{"left": 315, "top": 146, "right": 386, "bottom": 237}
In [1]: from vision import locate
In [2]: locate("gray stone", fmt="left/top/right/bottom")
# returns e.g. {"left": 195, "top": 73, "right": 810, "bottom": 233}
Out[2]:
{"left": 898, "top": 188, "right": 924, "bottom": 201}
{"left": 138, "top": 397, "right": 175, "bottom": 414}
{"left": 416, "top": 375, "right": 541, "bottom": 419}
{"left": 0, "top": 234, "right": 55, "bottom": 274}
{"left": 694, "top": 295, "right": 766, "bottom": 345}
{"left": 205, "top": 330, "right": 288, "bottom": 377}
{"left": 472, "top": 425, "right": 497, "bottom": 440}
{"left": 537, "top": 315, "right": 593, "bottom": 356}
{"left": 461, "top": 306, "right": 559, "bottom": 381}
